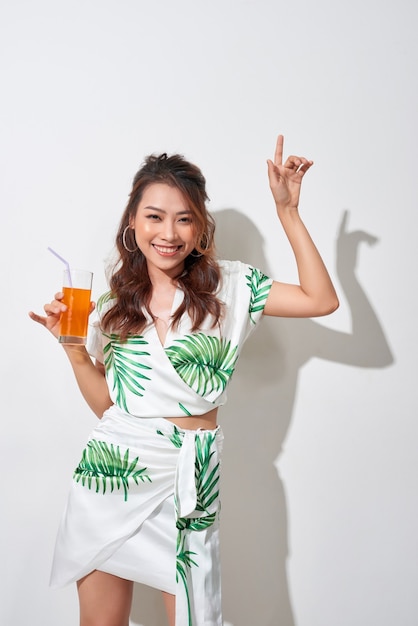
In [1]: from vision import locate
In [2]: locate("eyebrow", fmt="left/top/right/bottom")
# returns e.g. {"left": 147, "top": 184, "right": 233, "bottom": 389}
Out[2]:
{"left": 142, "top": 206, "right": 192, "bottom": 216}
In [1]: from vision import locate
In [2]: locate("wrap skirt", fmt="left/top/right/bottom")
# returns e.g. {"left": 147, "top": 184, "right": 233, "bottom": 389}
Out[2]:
{"left": 50, "top": 405, "right": 224, "bottom": 626}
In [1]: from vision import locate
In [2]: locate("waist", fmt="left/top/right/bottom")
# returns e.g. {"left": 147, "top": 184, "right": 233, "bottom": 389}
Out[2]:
{"left": 101, "top": 404, "right": 219, "bottom": 432}
{"left": 164, "top": 407, "right": 218, "bottom": 431}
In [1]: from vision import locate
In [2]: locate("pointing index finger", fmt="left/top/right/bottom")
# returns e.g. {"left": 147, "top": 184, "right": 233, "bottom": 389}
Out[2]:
{"left": 274, "top": 134, "right": 284, "bottom": 166}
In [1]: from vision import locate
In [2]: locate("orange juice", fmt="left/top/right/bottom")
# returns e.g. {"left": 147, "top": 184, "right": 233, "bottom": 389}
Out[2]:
{"left": 59, "top": 286, "right": 91, "bottom": 344}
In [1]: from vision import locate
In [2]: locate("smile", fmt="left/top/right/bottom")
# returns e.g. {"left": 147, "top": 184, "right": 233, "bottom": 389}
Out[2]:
{"left": 153, "top": 244, "right": 183, "bottom": 256}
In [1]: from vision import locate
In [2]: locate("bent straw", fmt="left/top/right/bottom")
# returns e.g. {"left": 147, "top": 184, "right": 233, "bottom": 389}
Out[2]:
{"left": 47, "top": 246, "right": 72, "bottom": 286}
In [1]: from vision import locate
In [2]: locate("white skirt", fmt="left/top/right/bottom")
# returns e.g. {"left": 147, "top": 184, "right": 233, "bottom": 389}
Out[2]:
{"left": 50, "top": 405, "right": 224, "bottom": 626}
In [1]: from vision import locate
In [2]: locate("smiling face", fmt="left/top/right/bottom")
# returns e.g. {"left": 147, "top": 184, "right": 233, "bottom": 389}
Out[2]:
{"left": 129, "top": 182, "right": 197, "bottom": 280}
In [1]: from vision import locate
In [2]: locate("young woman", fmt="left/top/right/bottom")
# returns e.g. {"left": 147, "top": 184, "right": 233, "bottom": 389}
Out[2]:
{"left": 30, "top": 135, "right": 338, "bottom": 626}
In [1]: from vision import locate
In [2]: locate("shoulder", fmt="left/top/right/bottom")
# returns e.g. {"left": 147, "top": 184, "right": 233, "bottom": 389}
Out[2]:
{"left": 217, "top": 259, "right": 252, "bottom": 279}
{"left": 217, "top": 259, "right": 271, "bottom": 287}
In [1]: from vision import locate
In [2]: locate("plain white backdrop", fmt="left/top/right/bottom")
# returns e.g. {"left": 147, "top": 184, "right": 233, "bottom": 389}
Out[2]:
{"left": 1, "top": 1, "right": 417, "bottom": 625}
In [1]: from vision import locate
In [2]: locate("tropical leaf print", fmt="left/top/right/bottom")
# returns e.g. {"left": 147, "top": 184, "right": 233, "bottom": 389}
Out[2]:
{"left": 179, "top": 402, "right": 192, "bottom": 416}
{"left": 103, "top": 334, "right": 152, "bottom": 412}
{"left": 73, "top": 439, "right": 151, "bottom": 501}
{"left": 245, "top": 267, "right": 272, "bottom": 324}
{"left": 156, "top": 425, "right": 184, "bottom": 449}
{"left": 175, "top": 431, "right": 221, "bottom": 626}
{"left": 174, "top": 432, "right": 220, "bottom": 526}
{"left": 96, "top": 290, "right": 114, "bottom": 313}
{"left": 194, "top": 432, "right": 220, "bottom": 513}
{"left": 165, "top": 333, "right": 238, "bottom": 398}
{"left": 176, "top": 532, "right": 198, "bottom": 626}
{"left": 176, "top": 512, "right": 217, "bottom": 532}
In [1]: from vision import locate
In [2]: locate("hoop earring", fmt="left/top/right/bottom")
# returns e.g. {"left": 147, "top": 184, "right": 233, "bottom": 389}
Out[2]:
{"left": 122, "top": 226, "right": 138, "bottom": 253}
{"left": 190, "top": 231, "right": 210, "bottom": 257}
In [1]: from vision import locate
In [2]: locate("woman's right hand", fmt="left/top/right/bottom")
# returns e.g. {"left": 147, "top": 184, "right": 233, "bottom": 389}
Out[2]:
{"left": 29, "top": 292, "right": 68, "bottom": 338}
{"left": 29, "top": 294, "right": 96, "bottom": 339}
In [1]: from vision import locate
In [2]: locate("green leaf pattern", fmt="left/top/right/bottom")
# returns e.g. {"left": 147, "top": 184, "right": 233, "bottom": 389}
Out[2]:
{"left": 157, "top": 425, "right": 184, "bottom": 449}
{"left": 192, "top": 433, "right": 220, "bottom": 516}
{"left": 73, "top": 439, "right": 152, "bottom": 501}
{"left": 103, "top": 334, "right": 152, "bottom": 412}
{"left": 176, "top": 532, "right": 199, "bottom": 626}
{"left": 246, "top": 266, "right": 272, "bottom": 324}
{"left": 173, "top": 431, "right": 221, "bottom": 626}
{"left": 96, "top": 290, "right": 114, "bottom": 312}
{"left": 179, "top": 402, "right": 192, "bottom": 416}
{"left": 165, "top": 333, "right": 238, "bottom": 398}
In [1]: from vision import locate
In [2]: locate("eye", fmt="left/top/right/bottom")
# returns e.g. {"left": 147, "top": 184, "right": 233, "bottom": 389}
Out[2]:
{"left": 146, "top": 213, "right": 161, "bottom": 221}
{"left": 178, "top": 216, "right": 193, "bottom": 224}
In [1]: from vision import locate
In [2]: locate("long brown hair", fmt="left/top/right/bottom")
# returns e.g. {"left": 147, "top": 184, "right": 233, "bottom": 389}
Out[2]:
{"left": 101, "top": 153, "right": 222, "bottom": 338}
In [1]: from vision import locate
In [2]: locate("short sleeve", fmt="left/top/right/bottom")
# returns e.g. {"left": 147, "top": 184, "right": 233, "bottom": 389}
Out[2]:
{"left": 86, "top": 290, "right": 114, "bottom": 363}
{"left": 217, "top": 260, "right": 273, "bottom": 345}
{"left": 87, "top": 319, "right": 104, "bottom": 363}
{"left": 243, "top": 264, "right": 273, "bottom": 328}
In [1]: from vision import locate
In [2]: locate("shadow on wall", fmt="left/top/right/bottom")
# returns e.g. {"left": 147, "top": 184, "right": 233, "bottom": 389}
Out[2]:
{"left": 129, "top": 208, "right": 393, "bottom": 626}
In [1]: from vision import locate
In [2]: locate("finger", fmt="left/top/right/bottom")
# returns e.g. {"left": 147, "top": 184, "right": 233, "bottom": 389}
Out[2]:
{"left": 285, "top": 156, "right": 312, "bottom": 171}
{"left": 274, "top": 135, "right": 284, "bottom": 166}
{"left": 266, "top": 159, "right": 281, "bottom": 186}
{"left": 284, "top": 156, "right": 301, "bottom": 170}
{"left": 28, "top": 311, "right": 47, "bottom": 326}
{"left": 45, "top": 303, "right": 65, "bottom": 316}
{"left": 296, "top": 159, "right": 314, "bottom": 175}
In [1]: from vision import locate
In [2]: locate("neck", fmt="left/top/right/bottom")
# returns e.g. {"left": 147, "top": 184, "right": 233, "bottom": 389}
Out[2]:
{"left": 147, "top": 263, "right": 185, "bottom": 288}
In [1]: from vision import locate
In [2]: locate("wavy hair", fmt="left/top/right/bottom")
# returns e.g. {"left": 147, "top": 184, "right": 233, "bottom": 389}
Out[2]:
{"left": 101, "top": 153, "right": 222, "bottom": 338}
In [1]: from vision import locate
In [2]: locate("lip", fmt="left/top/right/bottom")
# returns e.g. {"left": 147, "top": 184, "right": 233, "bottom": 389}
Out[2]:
{"left": 152, "top": 244, "right": 183, "bottom": 257}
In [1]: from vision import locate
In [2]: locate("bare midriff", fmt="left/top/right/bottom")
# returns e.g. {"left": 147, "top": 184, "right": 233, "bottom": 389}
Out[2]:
{"left": 164, "top": 407, "right": 219, "bottom": 431}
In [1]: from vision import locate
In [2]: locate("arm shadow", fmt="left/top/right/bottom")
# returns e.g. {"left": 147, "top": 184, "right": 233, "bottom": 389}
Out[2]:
{"left": 212, "top": 208, "right": 394, "bottom": 626}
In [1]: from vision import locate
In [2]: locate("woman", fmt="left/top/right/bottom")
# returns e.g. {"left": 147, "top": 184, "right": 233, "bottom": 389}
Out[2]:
{"left": 30, "top": 135, "right": 338, "bottom": 626}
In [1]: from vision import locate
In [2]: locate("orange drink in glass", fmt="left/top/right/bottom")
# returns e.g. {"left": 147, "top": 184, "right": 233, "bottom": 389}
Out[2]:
{"left": 59, "top": 269, "right": 93, "bottom": 345}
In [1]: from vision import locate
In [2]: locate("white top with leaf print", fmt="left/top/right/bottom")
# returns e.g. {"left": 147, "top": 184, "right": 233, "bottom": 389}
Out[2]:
{"left": 87, "top": 260, "right": 273, "bottom": 418}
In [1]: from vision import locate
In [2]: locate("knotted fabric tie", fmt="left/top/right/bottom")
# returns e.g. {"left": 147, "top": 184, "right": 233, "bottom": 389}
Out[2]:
{"left": 174, "top": 430, "right": 198, "bottom": 518}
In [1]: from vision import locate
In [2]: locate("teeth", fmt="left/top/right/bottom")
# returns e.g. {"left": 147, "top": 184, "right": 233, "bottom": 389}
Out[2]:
{"left": 154, "top": 245, "right": 180, "bottom": 253}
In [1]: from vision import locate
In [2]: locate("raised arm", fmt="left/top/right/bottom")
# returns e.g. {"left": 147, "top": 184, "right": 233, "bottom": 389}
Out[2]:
{"left": 29, "top": 294, "right": 112, "bottom": 418}
{"left": 263, "top": 135, "right": 339, "bottom": 318}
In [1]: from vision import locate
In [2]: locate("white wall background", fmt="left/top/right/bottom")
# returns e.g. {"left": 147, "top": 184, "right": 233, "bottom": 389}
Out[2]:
{"left": 1, "top": 1, "right": 417, "bottom": 625}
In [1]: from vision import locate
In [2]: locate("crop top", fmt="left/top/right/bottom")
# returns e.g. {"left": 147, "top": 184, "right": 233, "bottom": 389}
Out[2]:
{"left": 87, "top": 260, "right": 273, "bottom": 418}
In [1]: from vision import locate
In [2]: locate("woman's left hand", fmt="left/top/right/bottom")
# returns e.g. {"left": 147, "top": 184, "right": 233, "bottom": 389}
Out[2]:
{"left": 267, "top": 134, "right": 313, "bottom": 211}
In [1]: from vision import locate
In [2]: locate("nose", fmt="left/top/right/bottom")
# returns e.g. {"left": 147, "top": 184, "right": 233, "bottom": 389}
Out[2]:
{"left": 161, "top": 219, "right": 177, "bottom": 241}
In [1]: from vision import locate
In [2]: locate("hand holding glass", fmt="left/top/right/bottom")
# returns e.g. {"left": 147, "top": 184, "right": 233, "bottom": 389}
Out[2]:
{"left": 59, "top": 269, "right": 93, "bottom": 345}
